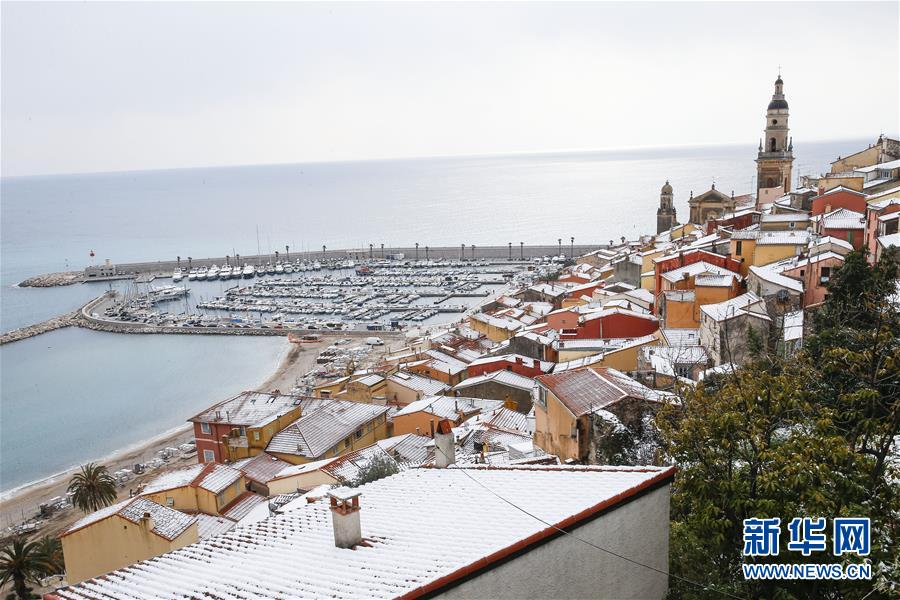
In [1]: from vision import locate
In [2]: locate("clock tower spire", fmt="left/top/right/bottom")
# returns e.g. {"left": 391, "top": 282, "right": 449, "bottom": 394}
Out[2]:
{"left": 755, "top": 73, "right": 795, "bottom": 204}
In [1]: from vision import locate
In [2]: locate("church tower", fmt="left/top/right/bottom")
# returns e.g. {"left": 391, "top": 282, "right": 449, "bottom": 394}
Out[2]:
{"left": 755, "top": 74, "right": 794, "bottom": 201}
{"left": 657, "top": 180, "right": 677, "bottom": 233}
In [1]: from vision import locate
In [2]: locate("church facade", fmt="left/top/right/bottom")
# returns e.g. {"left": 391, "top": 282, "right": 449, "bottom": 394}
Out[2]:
{"left": 687, "top": 184, "right": 737, "bottom": 224}
{"left": 755, "top": 75, "right": 794, "bottom": 202}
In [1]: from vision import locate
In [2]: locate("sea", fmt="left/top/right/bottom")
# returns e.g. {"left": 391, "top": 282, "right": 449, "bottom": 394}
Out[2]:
{"left": 0, "top": 139, "right": 866, "bottom": 494}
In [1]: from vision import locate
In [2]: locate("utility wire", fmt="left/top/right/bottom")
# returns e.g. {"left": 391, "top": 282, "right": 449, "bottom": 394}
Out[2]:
{"left": 434, "top": 444, "right": 747, "bottom": 600}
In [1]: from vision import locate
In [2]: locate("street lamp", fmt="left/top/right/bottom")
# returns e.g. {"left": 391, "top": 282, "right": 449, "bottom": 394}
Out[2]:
{"left": 471, "top": 245, "right": 475, "bottom": 260}
{"left": 570, "top": 237, "right": 574, "bottom": 258}
{"left": 520, "top": 242, "right": 524, "bottom": 260}
{"left": 322, "top": 245, "right": 326, "bottom": 258}
{"left": 460, "top": 244, "right": 465, "bottom": 260}
{"left": 380, "top": 243, "right": 384, "bottom": 258}
{"left": 285, "top": 245, "right": 290, "bottom": 262}
{"left": 425, "top": 246, "right": 429, "bottom": 260}
{"left": 369, "top": 243, "right": 373, "bottom": 259}
{"left": 508, "top": 242, "right": 512, "bottom": 260}
{"left": 558, "top": 238, "right": 562, "bottom": 257}
{"left": 415, "top": 242, "right": 419, "bottom": 261}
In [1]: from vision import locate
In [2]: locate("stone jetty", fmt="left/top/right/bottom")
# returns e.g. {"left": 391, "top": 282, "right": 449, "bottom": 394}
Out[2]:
{"left": 0, "top": 310, "right": 80, "bottom": 345}
{"left": 18, "top": 271, "right": 84, "bottom": 287}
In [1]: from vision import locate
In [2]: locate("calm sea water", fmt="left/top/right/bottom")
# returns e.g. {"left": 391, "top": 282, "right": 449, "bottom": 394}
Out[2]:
{"left": 0, "top": 141, "right": 865, "bottom": 492}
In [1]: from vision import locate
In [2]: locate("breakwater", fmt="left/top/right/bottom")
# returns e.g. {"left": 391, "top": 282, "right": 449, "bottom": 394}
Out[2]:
{"left": 19, "top": 243, "right": 603, "bottom": 287}
{"left": 0, "top": 310, "right": 81, "bottom": 345}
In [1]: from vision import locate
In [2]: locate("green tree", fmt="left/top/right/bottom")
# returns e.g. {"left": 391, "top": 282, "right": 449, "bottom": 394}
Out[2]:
{"left": 348, "top": 453, "right": 399, "bottom": 488}
{"left": 32, "top": 536, "right": 63, "bottom": 577}
{"left": 67, "top": 463, "right": 118, "bottom": 513}
{"left": 0, "top": 537, "right": 43, "bottom": 600}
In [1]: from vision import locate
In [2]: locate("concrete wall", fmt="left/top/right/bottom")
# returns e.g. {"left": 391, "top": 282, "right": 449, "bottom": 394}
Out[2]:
{"left": 436, "top": 485, "right": 670, "bottom": 600}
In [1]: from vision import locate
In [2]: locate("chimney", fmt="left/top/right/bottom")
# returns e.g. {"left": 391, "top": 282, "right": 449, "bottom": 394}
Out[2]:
{"left": 434, "top": 419, "right": 456, "bottom": 468}
{"left": 140, "top": 511, "right": 154, "bottom": 532}
{"left": 328, "top": 488, "right": 362, "bottom": 548}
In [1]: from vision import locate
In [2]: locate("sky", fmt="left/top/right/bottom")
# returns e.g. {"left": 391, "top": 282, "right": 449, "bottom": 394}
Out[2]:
{"left": 2, "top": 1, "right": 898, "bottom": 177}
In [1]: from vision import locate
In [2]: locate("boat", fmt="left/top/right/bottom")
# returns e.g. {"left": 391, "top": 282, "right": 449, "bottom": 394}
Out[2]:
{"left": 172, "top": 268, "right": 184, "bottom": 282}
{"left": 283, "top": 263, "right": 294, "bottom": 274}
{"left": 187, "top": 269, "right": 198, "bottom": 281}
{"left": 219, "top": 266, "right": 232, "bottom": 280}
{"left": 207, "top": 265, "right": 219, "bottom": 280}
{"left": 266, "top": 264, "right": 276, "bottom": 275}
{"left": 356, "top": 266, "right": 373, "bottom": 276}
{"left": 242, "top": 264, "right": 255, "bottom": 279}
{"left": 275, "top": 263, "right": 284, "bottom": 275}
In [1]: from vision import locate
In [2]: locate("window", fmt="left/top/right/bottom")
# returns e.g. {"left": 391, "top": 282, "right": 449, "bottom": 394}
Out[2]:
{"left": 847, "top": 231, "right": 854, "bottom": 245}
{"left": 253, "top": 431, "right": 260, "bottom": 441}
{"left": 770, "top": 138, "right": 776, "bottom": 152}
{"left": 344, "top": 439, "right": 351, "bottom": 449}
{"left": 536, "top": 386, "right": 547, "bottom": 409}
{"left": 789, "top": 221, "right": 795, "bottom": 229}
{"left": 203, "top": 449, "right": 215, "bottom": 462}
{"left": 239, "top": 427, "right": 246, "bottom": 436}
{"left": 200, "top": 422, "right": 211, "bottom": 435}
{"left": 735, "top": 241, "right": 743, "bottom": 255}
{"left": 356, "top": 428, "right": 363, "bottom": 439}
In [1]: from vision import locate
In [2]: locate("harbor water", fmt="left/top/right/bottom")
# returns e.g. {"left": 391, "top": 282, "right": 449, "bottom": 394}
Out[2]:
{"left": 0, "top": 140, "right": 865, "bottom": 493}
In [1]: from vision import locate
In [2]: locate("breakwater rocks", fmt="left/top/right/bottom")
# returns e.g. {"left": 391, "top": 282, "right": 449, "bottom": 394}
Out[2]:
{"left": 18, "top": 271, "right": 84, "bottom": 287}
{"left": 0, "top": 311, "right": 80, "bottom": 345}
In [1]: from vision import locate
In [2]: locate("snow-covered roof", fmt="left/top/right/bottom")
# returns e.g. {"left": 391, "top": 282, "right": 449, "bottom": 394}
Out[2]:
{"left": 760, "top": 213, "right": 810, "bottom": 223}
{"left": 878, "top": 232, "right": 900, "bottom": 249}
{"left": 748, "top": 265, "right": 804, "bottom": 293}
{"left": 63, "top": 496, "right": 196, "bottom": 542}
{"left": 536, "top": 368, "right": 667, "bottom": 417}
{"left": 452, "top": 369, "right": 536, "bottom": 393}
{"left": 231, "top": 452, "right": 294, "bottom": 485}
{"left": 52, "top": 465, "right": 675, "bottom": 600}
{"left": 141, "top": 464, "right": 206, "bottom": 495}
{"left": 353, "top": 374, "right": 386, "bottom": 388}
{"left": 784, "top": 310, "right": 804, "bottom": 342}
{"left": 555, "top": 334, "right": 657, "bottom": 353}
{"left": 699, "top": 292, "right": 771, "bottom": 323}
{"left": 660, "top": 328, "right": 700, "bottom": 346}
{"left": 580, "top": 306, "right": 659, "bottom": 323}
{"left": 393, "top": 396, "right": 504, "bottom": 420}
{"left": 221, "top": 492, "right": 267, "bottom": 521}
{"left": 387, "top": 370, "right": 450, "bottom": 396}
{"left": 695, "top": 273, "right": 738, "bottom": 287}
{"left": 195, "top": 513, "right": 237, "bottom": 539}
{"left": 266, "top": 399, "right": 389, "bottom": 459}
{"left": 467, "top": 353, "right": 552, "bottom": 372}
{"left": 660, "top": 261, "right": 732, "bottom": 283}
{"left": 820, "top": 207, "right": 865, "bottom": 230}
{"left": 640, "top": 346, "right": 708, "bottom": 377}
{"left": 189, "top": 391, "right": 301, "bottom": 428}
{"left": 376, "top": 434, "right": 433, "bottom": 466}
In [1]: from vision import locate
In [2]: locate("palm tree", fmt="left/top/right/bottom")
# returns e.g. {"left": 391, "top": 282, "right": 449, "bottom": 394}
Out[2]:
{"left": 33, "top": 536, "right": 64, "bottom": 577}
{"left": 67, "top": 463, "right": 118, "bottom": 513}
{"left": 0, "top": 537, "right": 43, "bottom": 599}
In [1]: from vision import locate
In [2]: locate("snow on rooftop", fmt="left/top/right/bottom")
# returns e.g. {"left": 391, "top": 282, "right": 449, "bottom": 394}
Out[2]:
{"left": 536, "top": 368, "right": 666, "bottom": 417}
{"left": 141, "top": 463, "right": 207, "bottom": 495}
{"left": 267, "top": 399, "right": 389, "bottom": 459}
{"left": 53, "top": 466, "right": 674, "bottom": 600}
{"left": 64, "top": 497, "right": 196, "bottom": 542}
{"left": 393, "top": 396, "right": 504, "bottom": 419}
{"left": 388, "top": 371, "right": 450, "bottom": 395}
{"left": 195, "top": 513, "right": 236, "bottom": 539}
{"left": 699, "top": 292, "right": 771, "bottom": 322}
{"left": 189, "top": 391, "right": 301, "bottom": 428}
{"left": 195, "top": 463, "right": 243, "bottom": 494}
{"left": 453, "top": 369, "right": 536, "bottom": 393}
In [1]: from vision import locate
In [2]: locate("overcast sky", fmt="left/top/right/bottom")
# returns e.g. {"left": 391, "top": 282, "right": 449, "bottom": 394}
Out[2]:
{"left": 2, "top": 1, "right": 898, "bottom": 177}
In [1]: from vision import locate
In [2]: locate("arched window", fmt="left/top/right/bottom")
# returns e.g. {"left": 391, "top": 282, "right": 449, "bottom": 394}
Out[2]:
{"left": 770, "top": 138, "right": 777, "bottom": 152}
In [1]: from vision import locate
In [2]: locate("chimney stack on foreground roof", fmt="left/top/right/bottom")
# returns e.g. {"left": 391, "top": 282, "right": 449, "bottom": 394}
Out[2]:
{"left": 328, "top": 488, "right": 362, "bottom": 549}
{"left": 434, "top": 419, "right": 456, "bottom": 468}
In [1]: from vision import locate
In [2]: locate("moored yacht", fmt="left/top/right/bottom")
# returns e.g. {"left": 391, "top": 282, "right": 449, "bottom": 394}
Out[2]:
{"left": 207, "top": 265, "right": 220, "bottom": 280}
{"left": 219, "top": 266, "right": 232, "bottom": 280}
{"left": 172, "top": 268, "right": 184, "bottom": 282}
{"left": 187, "top": 269, "right": 198, "bottom": 281}
{"left": 242, "top": 264, "right": 255, "bottom": 278}
{"left": 275, "top": 263, "right": 284, "bottom": 275}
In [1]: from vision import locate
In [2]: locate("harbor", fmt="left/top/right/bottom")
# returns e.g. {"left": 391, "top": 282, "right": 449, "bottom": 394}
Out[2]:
{"left": 17, "top": 243, "right": 600, "bottom": 288}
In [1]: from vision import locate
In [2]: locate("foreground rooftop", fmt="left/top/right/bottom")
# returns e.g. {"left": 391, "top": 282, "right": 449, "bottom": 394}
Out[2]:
{"left": 50, "top": 464, "right": 674, "bottom": 600}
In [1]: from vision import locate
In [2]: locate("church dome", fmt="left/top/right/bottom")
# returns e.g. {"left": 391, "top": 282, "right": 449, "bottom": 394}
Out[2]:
{"left": 768, "top": 98, "right": 789, "bottom": 110}
{"left": 661, "top": 180, "right": 673, "bottom": 194}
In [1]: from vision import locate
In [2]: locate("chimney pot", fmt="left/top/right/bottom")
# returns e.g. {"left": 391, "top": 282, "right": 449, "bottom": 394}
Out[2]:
{"left": 434, "top": 419, "right": 456, "bottom": 468}
{"left": 328, "top": 488, "right": 363, "bottom": 549}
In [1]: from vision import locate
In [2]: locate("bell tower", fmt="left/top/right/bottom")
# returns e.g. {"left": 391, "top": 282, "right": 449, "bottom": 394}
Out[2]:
{"left": 656, "top": 180, "right": 677, "bottom": 234}
{"left": 755, "top": 73, "right": 794, "bottom": 202}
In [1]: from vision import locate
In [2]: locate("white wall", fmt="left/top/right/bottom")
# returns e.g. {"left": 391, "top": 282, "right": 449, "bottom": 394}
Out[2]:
{"left": 436, "top": 484, "right": 670, "bottom": 600}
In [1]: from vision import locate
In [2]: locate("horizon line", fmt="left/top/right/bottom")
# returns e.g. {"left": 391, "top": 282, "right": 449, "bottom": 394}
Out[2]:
{"left": 0, "top": 134, "right": 880, "bottom": 180}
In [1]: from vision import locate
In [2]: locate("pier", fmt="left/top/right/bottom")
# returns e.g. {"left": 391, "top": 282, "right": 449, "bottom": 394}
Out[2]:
{"left": 0, "top": 310, "right": 80, "bottom": 345}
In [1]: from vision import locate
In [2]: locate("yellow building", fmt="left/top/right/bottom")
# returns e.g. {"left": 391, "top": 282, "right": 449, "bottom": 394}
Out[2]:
{"left": 60, "top": 496, "right": 197, "bottom": 583}
{"left": 554, "top": 334, "right": 659, "bottom": 370}
{"left": 730, "top": 230, "right": 810, "bottom": 276}
{"left": 340, "top": 374, "right": 387, "bottom": 402}
{"left": 468, "top": 312, "right": 523, "bottom": 342}
{"left": 140, "top": 462, "right": 247, "bottom": 517}
{"left": 265, "top": 398, "right": 390, "bottom": 465}
{"left": 386, "top": 371, "right": 450, "bottom": 405}
{"left": 533, "top": 367, "right": 666, "bottom": 463}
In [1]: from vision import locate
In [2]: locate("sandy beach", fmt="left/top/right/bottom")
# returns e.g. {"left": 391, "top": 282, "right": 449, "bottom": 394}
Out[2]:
{"left": 0, "top": 333, "right": 359, "bottom": 538}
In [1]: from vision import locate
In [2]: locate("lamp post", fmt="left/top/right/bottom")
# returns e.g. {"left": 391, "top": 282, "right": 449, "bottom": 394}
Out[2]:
{"left": 285, "top": 245, "right": 290, "bottom": 262}
{"left": 369, "top": 243, "right": 373, "bottom": 259}
{"left": 471, "top": 245, "right": 475, "bottom": 260}
{"left": 558, "top": 238, "right": 562, "bottom": 257}
{"left": 520, "top": 242, "right": 524, "bottom": 260}
{"left": 425, "top": 246, "right": 429, "bottom": 260}
{"left": 508, "top": 242, "right": 512, "bottom": 260}
{"left": 415, "top": 242, "right": 419, "bottom": 261}
{"left": 322, "top": 245, "right": 326, "bottom": 259}
{"left": 570, "top": 237, "right": 574, "bottom": 258}
{"left": 177, "top": 256, "right": 181, "bottom": 268}
{"left": 380, "top": 243, "right": 384, "bottom": 258}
